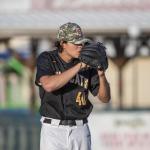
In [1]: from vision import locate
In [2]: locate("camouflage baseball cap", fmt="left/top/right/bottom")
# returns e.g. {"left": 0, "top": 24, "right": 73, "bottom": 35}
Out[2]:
{"left": 57, "top": 22, "right": 90, "bottom": 44}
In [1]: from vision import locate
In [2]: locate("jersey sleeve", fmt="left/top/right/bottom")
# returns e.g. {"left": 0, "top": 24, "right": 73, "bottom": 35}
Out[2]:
{"left": 89, "top": 69, "right": 99, "bottom": 96}
{"left": 35, "top": 51, "right": 54, "bottom": 86}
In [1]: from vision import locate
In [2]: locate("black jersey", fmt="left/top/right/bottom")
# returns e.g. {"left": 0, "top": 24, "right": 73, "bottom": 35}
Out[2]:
{"left": 35, "top": 50, "right": 99, "bottom": 120}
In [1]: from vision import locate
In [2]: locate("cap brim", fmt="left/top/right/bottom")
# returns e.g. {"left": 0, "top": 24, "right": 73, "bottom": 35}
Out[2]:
{"left": 74, "top": 38, "right": 91, "bottom": 44}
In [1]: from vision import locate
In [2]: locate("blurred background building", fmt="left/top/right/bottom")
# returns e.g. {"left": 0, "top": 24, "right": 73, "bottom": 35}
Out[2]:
{"left": 0, "top": 0, "right": 150, "bottom": 150}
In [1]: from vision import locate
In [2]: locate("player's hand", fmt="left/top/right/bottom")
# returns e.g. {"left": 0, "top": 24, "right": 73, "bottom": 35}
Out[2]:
{"left": 80, "top": 62, "right": 90, "bottom": 69}
{"left": 98, "top": 69, "right": 105, "bottom": 77}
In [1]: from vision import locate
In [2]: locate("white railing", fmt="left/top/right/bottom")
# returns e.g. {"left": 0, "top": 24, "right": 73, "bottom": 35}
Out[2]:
{"left": 0, "top": 115, "right": 40, "bottom": 150}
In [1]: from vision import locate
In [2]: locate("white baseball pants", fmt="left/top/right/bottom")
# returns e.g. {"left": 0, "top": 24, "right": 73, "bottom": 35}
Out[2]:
{"left": 40, "top": 118, "right": 91, "bottom": 150}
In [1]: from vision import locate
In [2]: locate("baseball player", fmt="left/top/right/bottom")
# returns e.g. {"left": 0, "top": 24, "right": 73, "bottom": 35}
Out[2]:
{"left": 35, "top": 22, "right": 111, "bottom": 150}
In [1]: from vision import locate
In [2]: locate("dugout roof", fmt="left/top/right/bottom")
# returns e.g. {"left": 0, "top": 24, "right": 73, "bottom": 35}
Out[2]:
{"left": 0, "top": 10, "right": 150, "bottom": 37}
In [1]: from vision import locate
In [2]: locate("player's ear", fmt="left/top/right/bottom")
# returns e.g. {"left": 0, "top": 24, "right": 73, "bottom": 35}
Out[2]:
{"left": 60, "top": 40, "right": 67, "bottom": 45}
{"left": 60, "top": 40, "right": 64, "bottom": 46}
{"left": 61, "top": 40, "right": 67, "bottom": 50}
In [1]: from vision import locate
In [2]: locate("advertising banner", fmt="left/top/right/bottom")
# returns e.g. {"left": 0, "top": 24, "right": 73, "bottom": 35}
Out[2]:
{"left": 88, "top": 111, "right": 150, "bottom": 150}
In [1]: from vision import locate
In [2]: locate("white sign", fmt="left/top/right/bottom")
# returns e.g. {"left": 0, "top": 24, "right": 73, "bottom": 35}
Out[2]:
{"left": 32, "top": 0, "right": 150, "bottom": 10}
{"left": 1, "top": 0, "right": 150, "bottom": 12}
{"left": 88, "top": 111, "right": 150, "bottom": 150}
{"left": 0, "top": 0, "right": 30, "bottom": 12}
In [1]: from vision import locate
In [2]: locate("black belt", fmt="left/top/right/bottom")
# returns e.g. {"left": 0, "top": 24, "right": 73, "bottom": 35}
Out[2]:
{"left": 43, "top": 118, "right": 88, "bottom": 126}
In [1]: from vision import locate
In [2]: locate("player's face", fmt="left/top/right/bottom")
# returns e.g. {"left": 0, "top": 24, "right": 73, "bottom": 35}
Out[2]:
{"left": 63, "top": 42, "right": 83, "bottom": 59}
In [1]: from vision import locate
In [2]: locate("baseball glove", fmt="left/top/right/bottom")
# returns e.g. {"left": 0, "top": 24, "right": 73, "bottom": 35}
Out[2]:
{"left": 79, "top": 42, "right": 108, "bottom": 70}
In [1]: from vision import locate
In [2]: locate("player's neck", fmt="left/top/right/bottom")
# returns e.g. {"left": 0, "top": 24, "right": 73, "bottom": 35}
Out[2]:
{"left": 58, "top": 51, "right": 73, "bottom": 63}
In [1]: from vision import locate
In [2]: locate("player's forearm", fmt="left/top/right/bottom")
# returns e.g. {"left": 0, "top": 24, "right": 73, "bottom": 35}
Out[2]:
{"left": 40, "top": 63, "right": 81, "bottom": 92}
{"left": 97, "top": 74, "right": 111, "bottom": 103}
